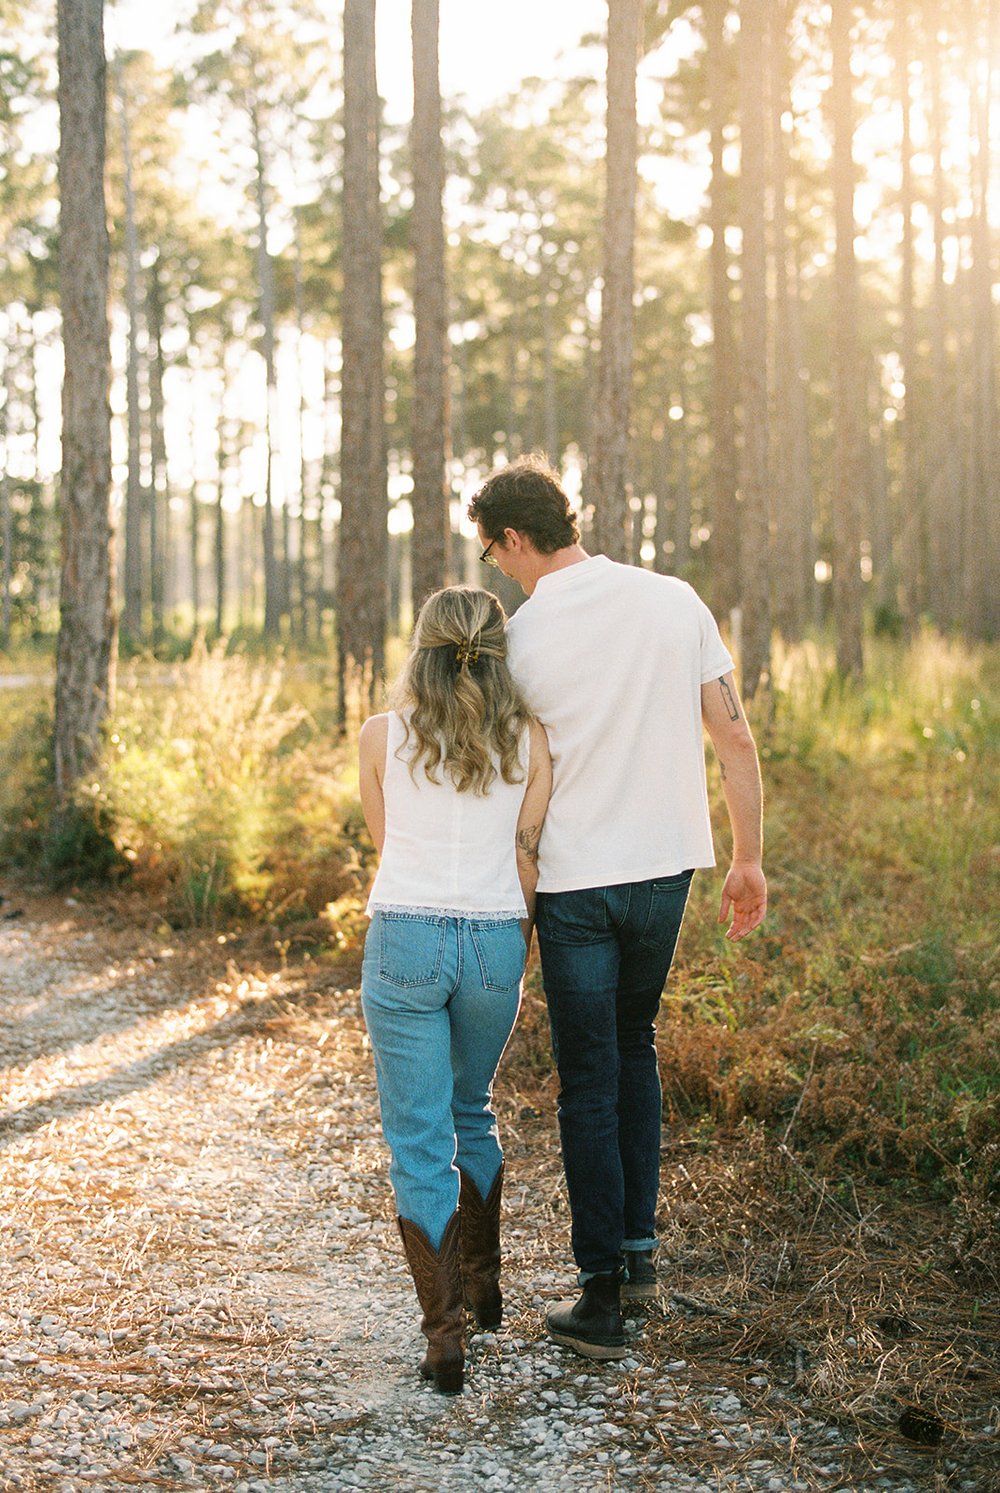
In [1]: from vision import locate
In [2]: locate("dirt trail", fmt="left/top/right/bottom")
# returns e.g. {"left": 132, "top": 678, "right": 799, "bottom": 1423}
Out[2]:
{"left": 0, "top": 884, "right": 992, "bottom": 1492}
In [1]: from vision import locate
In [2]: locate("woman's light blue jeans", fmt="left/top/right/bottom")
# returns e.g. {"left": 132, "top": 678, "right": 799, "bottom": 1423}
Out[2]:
{"left": 361, "top": 911, "right": 525, "bottom": 1249}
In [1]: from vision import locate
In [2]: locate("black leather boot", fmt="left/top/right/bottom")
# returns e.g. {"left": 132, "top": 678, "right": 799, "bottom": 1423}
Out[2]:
{"left": 545, "top": 1265, "right": 626, "bottom": 1359}
{"left": 622, "top": 1248, "right": 658, "bottom": 1300}
{"left": 397, "top": 1212, "right": 465, "bottom": 1393}
{"left": 458, "top": 1164, "right": 503, "bottom": 1330}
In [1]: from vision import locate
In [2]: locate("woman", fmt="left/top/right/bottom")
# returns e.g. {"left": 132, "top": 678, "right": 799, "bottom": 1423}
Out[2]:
{"left": 358, "top": 585, "right": 551, "bottom": 1395}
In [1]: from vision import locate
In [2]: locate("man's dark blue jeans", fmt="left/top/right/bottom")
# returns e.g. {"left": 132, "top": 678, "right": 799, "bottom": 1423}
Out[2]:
{"left": 536, "top": 872, "right": 693, "bottom": 1276}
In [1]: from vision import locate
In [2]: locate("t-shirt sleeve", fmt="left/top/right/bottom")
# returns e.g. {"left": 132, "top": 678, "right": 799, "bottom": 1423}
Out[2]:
{"left": 696, "top": 595, "right": 735, "bottom": 683}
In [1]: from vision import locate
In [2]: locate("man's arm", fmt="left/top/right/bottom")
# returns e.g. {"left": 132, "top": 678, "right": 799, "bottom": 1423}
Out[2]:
{"left": 700, "top": 672, "right": 767, "bottom": 941}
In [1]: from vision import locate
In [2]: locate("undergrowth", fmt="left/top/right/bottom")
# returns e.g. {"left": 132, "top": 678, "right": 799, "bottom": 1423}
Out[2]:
{"left": 0, "top": 630, "right": 996, "bottom": 1190}
{"left": 509, "top": 629, "right": 1000, "bottom": 1198}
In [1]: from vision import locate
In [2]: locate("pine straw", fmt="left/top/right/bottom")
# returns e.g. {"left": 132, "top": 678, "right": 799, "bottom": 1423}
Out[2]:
{"left": 488, "top": 1071, "right": 1000, "bottom": 1490}
{"left": 222, "top": 968, "right": 1000, "bottom": 1490}
{"left": 2, "top": 899, "right": 998, "bottom": 1491}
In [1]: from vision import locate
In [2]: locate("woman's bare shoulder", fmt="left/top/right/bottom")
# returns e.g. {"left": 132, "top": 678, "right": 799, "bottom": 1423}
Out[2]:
{"left": 359, "top": 713, "right": 390, "bottom": 758}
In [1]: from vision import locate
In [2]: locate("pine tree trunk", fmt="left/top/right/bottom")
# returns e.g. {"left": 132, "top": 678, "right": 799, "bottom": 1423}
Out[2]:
{"left": 54, "top": 0, "right": 115, "bottom": 806}
{"left": 25, "top": 317, "right": 56, "bottom": 622}
{"left": 705, "top": 0, "right": 740, "bottom": 617}
{"left": 896, "top": 0, "right": 923, "bottom": 626}
{"left": 829, "top": 0, "right": 865, "bottom": 677}
{"left": 770, "top": 2, "right": 812, "bottom": 640}
{"left": 410, "top": 0, "right": 450, "bottom": 609}
{"left": 966, "top": 0, "right": 999, "bottom": 637}
{"left": 924, "top": 0, "right": 958, "bottom": 626}
{"left": 674, "top": 404, "right": 692, "bottom": 574}
{"left": 294, "top": 229, "right": 310, "bottom": 642}
{"left": 320, "top": 341, "right": 339, "bottom": 637}
{"left": 215, "top": 340, "right": 228, "bottom": 637}
{"left": 737, "top": 0, "right": 771, "bottom": 700}
{"left": 1, "top": 346, "right": 11, "bottom": 648}
{"left": 189, "top": 395, "right": 200, "bottom": 635}
{"left": 339, "top": 0, "right": 387, "bottom": 711}
{"left": 146, "top": 257, "right": 168, "bottom": 640}
{"left": 590, "top": 0, "right": 641, "bottom": 561}
{"left": 789, "top": 215, "right": 817, "bottom": 629}
{"left": 250, "top": 104, "right": 282, "bottom": 636}
{"left": 869, "top": 398, "right": 894, "bottom": 614}
{"left": 651, "top": 421, "right": 673, "bottom": 574}
{"left": 117, "top": 57, "right": 144, "bottom": 642}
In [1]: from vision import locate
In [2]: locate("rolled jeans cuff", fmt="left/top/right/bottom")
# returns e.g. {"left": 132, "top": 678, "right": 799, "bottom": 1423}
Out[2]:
{"left": 622, "top": 1236, "right": 658, "bottom": 1252}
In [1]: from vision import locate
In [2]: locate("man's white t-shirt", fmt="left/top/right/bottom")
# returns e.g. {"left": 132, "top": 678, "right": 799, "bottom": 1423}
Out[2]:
{"left": 506, "top": 555, "right": 733, "bottom": 893}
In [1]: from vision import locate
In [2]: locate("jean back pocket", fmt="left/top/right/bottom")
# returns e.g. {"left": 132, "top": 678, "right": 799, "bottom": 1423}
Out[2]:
{"left": 376, "top": 913, "right": 447, "bottom": 988}
{"left": 469, "top": 920, "right": 526, "bottom": 993}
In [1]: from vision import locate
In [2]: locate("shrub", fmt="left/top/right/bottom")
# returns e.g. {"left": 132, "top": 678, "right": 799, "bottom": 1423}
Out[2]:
{"left": 100, "top": 641, "right": 315, "bottom": 923}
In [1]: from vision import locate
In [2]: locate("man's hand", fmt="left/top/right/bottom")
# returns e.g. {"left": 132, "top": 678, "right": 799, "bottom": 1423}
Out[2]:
{"left": 718, "top": 861, "right": 767, "bottom": 941}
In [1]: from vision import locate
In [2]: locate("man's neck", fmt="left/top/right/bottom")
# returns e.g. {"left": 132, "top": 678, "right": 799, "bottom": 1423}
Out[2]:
{"left": 523, "top": 544, "right": 590, "bottom": 596}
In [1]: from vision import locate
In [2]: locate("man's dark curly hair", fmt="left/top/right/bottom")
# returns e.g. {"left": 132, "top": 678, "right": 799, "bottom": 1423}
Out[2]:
{"left": 467, "top": 454, "right": 580, "bottom": 555}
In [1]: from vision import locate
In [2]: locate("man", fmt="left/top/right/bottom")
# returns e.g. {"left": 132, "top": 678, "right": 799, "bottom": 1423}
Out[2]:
{"left": 468, "top": 454, "right": 766, "bottom": 1360}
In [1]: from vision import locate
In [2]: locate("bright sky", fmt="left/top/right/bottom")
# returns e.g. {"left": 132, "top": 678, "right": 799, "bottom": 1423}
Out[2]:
{"left": 110, "top": 0, "right": 610, "bottom": 119}
{"left": 377, "top": 0, "right": 608, "bottom": 117}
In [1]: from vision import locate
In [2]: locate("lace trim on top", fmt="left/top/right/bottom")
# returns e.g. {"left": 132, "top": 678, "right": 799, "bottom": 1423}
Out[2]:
{"left": 367, "top": 900, "right": 526, "bottom": 921}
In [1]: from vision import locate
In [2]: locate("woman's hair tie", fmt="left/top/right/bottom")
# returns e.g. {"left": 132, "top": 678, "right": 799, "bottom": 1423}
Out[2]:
{"left": 455, "top": 641, "right": 480, "bottom": 666}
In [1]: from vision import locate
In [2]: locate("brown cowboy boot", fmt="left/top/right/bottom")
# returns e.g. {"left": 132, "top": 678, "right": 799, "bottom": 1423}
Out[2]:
{"left": 458, "top": 1164, "right": 504, "bottom": 1330}
{"left": 397, "top": 1212, "right": 464, "bottom": 1394}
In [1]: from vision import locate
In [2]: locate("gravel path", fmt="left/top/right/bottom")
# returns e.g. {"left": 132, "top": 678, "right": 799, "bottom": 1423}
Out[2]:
{"left": 0, "top": 885, "right": 986, "bottom": 1492}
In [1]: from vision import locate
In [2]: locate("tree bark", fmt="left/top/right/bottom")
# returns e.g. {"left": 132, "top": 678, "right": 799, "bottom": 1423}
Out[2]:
{"left": 829, "top": 0, "right": 865, "bottom": 678}
{"left": 895, "top": 0, "right": 923, "bottom": 625}
{"left": 924, "top": 0, "right": 958, "bottom": 626}
{"left": 116, "top": 56, "right": 144, "bottom": 642}
{"left": 54, "top": 0, "right": 116, "bottom": 805}
{"left": 1, "top": 343, "right": 12, "bottom": 648}
{"left": 591, "top": 0, "right": 641, "bottom": 561}
{"left": 770, "top": 1, "right": 812, "bottom": 640}
{"left": 966, "top": 0, "right": 999, "bottom": 637}
{"left": 339, "top": 0, "right": 387, "bottom": 711}
{"left": 410, "top": 0, "right": 450, "bottom": 609}
{"left": 674, "top": 401, "right": 692, "bottom": 575}
{"left": 215, "top": 340, "right": 228, "bottom": 637}
{"left": 705, "top": 0, "right": 740, "bottom": 617}
{"left": 146, "top": 257, "right": 168, "bottom": 640}
{"left": 188, "top": 392, "right": 200, "bottom": 634}
{"left": 249, "top": 101, "right": 283, "bottom": 636}
{"left": 294, "top": 225, "right": 310, "bottom": 641}
{"left": 737, "top": 0, "right": 771, "bottom": 700}
{"left": 869, "top": 390, "right": 894, "bottom": 615}
{"left": 651, "top": 419, "right": 673, "bottom": 574}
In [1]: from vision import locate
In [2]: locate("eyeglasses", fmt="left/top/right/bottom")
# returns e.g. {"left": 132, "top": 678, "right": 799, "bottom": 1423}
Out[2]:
{"left": 479, "top": 538, "right": 499, "bottom": 568}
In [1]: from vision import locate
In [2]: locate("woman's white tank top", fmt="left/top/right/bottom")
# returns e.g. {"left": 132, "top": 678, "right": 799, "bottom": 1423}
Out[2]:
{"left": 366, "top": 711, "right": 529, "bottom": 919}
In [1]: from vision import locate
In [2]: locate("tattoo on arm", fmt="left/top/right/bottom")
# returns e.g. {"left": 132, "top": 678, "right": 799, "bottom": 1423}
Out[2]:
{"left": 517, "top": 824, "right": 541, "bottom": 862}
{"left": 720, "top": 678, "right": 740, "bottom": 722}
{"left": 719, "top": 759, "right": 728, "bottom": 782}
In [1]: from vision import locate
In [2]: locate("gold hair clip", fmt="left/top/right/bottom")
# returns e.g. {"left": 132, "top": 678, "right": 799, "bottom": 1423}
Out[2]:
{"left": 455, "top": 642, "right": 480, "bottom": 666}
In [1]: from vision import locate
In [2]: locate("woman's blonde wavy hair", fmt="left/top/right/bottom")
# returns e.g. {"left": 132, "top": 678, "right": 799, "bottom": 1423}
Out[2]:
{"left": 389, "top": 585, "right": 530, "bottom": 795}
